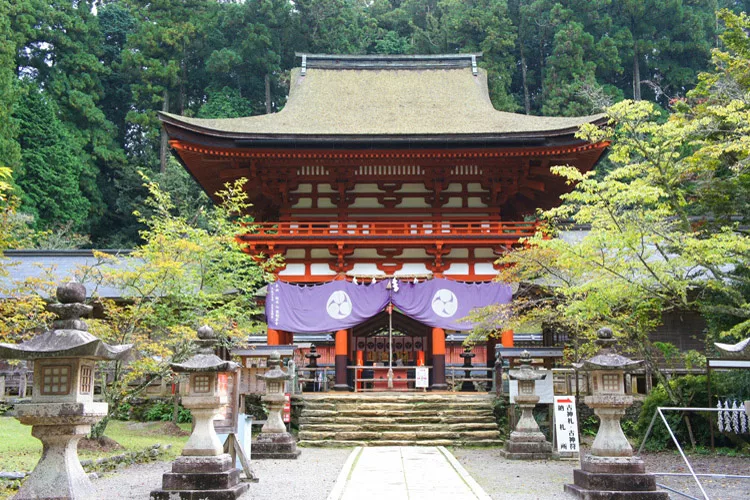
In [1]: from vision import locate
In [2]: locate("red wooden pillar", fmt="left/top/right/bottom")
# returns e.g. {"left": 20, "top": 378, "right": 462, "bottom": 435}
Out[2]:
{"left": 431, "top": 327, "right": 448, "bottom": 391}
{"left": 501, "top": 329, "right": 514, "bottom": 347}
{"left": 267, "top": 328, "right": 281, "bottom": 346}
{"left": 333, "top": 329, "right": 350, "bottom": 391}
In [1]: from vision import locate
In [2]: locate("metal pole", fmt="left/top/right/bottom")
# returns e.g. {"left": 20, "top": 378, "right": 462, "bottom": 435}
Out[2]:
{"left": 387, "top": 303, "right": 394, "bottom": 389}
{"left": 657, "top": 408, "right": 710, "bottom": 500}
{"left": 637, "top": 410, "right": 660, "bottom": 456}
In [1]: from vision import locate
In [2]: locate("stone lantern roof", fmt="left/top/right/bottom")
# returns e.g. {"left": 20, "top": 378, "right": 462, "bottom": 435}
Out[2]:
{"left": 0, "top": 282, "right": 132, "bottom": 361}
{"left": 508, "top": 350, "right": 546, "bottom": 381}
{"left": 170, "top": 325, "right": 239, "bottom": 373}
{"left": 573, "top": 328, "right": 642, "bottom": 372}
{"left": 258, "top": 351, "right": 292, "bottom": 383}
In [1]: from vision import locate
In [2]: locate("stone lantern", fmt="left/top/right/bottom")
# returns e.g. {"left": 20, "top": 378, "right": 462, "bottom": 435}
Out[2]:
{"left": 459, "top": 345, "right": 476, "bottom": 392}
{"left": 304, "top": 344, "right": 321, "bottom": 392}
{"left": 0, "top": 282, "right": 132, "bottom": 500}
{"left": 151, "top": 326, "right": 248, "bottom": 500}
{"left": 253, "top": 351, "right": 300, "bottom": 459}
{"left": 501, "top": 350, "right": 552, "bottom": 460}
{"left": 565, "top": 327, "right": 668, "bottom": 499}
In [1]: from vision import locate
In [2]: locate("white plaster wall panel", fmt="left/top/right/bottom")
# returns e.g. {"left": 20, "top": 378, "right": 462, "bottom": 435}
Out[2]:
{"left": 291, "top": 184, "right": 312, "bottom": 193}
{"left": 467, "top": 183, "right": 484, "bottom": 192}
{"left": 397, "top": 183, "right": 430, "bottom": 193}
{"left": 291, "top": 198, "right": 312, "bottom": 209}
{"left": 352, "top": 249, "right": 382, "bottom": 258}
{"left": 467, "top": 197, "right": 488, "bottom": 208}
{"left": 474, "top": 263, "right": 500, "bottom": 275}
{"left": 310, "top": 263, "right": 337, "bottom": 276}
{"left": 285, "top": 249, "right": 306, "bottom": 259}
{"left": 278, "top": 264, "right": 306, "bottom": 276}
{"left": 311, "top": 249, "right": 333, "bottom": 258}
{"left": 350, "top": 263, "right": 386, "bottom": 275}
{"left": 353, "top": 183, "right": 384, "bottom": 193}
{"left": 400, "top": 249, "right": 430, "bottom": 258}
{"left": 349, "top": 197, "right": 383, "bottom": 208}
{"left": 318, "top": 184, "right": 334, "bottom": 193}
{"left": 394, "top": 263, "right": 430, "bottom": 276}
{"left": 446, "top": 248, "right": 469, "bottom": 258}
{"left": 474, "top": 248, "right": 496, "bottom": 258}
{"left": 317, "top": 198, "right": 337, "bottom": 208}
{"left": 444, "top": 197, "right": 463, "bottom": 208}
{"left": 396, "top": 197, "right": 431, "bottom": 208}
{"left": 445, "top": 183, "right": 463, "bottom": 193}
{"left": 444, "top": 263, "right": 470, "bottom": 275}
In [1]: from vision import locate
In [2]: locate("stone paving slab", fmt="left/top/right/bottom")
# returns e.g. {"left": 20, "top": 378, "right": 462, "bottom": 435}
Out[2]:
{"left": 327, "top": 446, "right": 492, "bottom": 500}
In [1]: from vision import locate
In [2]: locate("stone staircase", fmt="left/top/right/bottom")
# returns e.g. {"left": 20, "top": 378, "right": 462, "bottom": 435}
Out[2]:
{"left": 297, "top": 393, "right": 503, "bottom": 447}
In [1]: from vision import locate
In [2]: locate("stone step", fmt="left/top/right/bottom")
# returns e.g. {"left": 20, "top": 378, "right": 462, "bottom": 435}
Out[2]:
{"left": 300, "top": 410, "right": 494, "bottom": 422}
{"left": 299, "top": 422, "right": 498, "bottom": 432}
{"left": 299, "top": 415, "right": 494, "bottom": 427}
{"left": 302, "top": 405, "right": 492, "bottom": 417}
{"left": 298, "top": 438, "right": 504, "bottom": 448}
{"left": 332, "top": 402, "right": 492, "bottom": 411}
{"left": 298, "top": 430, "right": 500, "bottom": 442}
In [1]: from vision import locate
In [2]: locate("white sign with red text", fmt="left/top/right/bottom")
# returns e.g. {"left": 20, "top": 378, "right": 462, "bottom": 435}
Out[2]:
{"left": 554, "top": 395, "right": 580, "bottom": 454}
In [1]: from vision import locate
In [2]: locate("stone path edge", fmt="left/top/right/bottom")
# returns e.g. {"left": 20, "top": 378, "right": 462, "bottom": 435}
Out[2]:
{"left": 437, "top": 446, "right": 493, "bottom": 500}
{"left": 326, "top": 446, "right": 363, "bottom": 500}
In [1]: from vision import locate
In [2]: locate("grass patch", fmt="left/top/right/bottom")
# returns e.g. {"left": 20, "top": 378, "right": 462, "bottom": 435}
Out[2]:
{"left": 0, "top": 416, "right": 191, "bottom": 498}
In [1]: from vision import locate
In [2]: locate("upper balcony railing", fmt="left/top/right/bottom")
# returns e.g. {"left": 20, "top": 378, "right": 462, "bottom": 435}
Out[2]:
{"left": 238, "top": 220, "right": 538, "bottom": 241}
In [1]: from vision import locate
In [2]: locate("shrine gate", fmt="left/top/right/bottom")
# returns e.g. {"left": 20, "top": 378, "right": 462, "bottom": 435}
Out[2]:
{"left": 159, "top": 53, "right": 608, "bottom": 391}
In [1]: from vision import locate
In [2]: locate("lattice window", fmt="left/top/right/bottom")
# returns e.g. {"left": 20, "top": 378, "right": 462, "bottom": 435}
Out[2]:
{"left": 602, "top": 374, "right": 621, "bottom": 392}
{"left": 41, "top": 365, "right": 71, "bottom": 395}
{"left": 80, "top": 365, "right": 93, "bottom": 394}
{"left": 193, "top": 375, "right": 211, "bottom": 393}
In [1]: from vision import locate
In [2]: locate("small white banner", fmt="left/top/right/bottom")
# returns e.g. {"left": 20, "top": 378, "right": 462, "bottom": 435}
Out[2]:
{"left": 415, "top": 367, "right": 429, "bottom": 388}
{"left": 554, "top": 396, "right": 580, "bottom": 453}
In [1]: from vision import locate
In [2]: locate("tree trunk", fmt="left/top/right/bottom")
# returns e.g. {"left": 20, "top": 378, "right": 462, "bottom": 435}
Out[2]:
{"left": 172, "top": 381, "right": 180, "bottom": 424}
{"left": 160, "top": 90, "right": 170, "bottom": 174}
{"left": 632, "top": 40, "right": 641, "bottom": 101}
{"left": 265, "top": 74, "right": 271, "bottom": 114}
{"left": 90, "top": 415, "right": 110, "bottom": 439}
{"left": 520, "top": 42, "right": 531, "bottom": 114}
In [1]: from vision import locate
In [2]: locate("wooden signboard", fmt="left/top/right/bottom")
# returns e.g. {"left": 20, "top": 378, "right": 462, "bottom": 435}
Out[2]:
{"left": 214, "top": 371, "right": 241, "bottom": 434}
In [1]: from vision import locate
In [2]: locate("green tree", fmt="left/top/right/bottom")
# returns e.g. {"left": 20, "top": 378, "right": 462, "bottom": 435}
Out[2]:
{"left": 476, "top": 10, "right": 750, "bottom": 400}
{"left": 86, "top": 175, "right": 279, "bottom": 437}
{"left": 13, "top": 86, "right": 93, "bottom": 231}
{"left": 0, "top": 1, "right": 20, "bottom": 172}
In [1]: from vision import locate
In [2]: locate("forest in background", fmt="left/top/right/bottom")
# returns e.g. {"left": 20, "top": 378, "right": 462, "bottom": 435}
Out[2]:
{"left": 1, "top": 0, "right": 749, "bottom": 247}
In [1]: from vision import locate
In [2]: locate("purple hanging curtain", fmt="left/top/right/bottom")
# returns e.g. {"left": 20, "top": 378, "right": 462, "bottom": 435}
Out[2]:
{"left": 266, "top": 280, "right": 390, "bottom": 333}
{"left": 391, "top": 278, "right": 512, "bottom": 331}
{"left": 266, "top": 278, "right": 512, "bottom": 333}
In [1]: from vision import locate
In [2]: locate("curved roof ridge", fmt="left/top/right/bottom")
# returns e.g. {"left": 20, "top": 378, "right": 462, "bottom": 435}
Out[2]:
{"left": 161, "top": 57, "right": 605, "bottom": 141}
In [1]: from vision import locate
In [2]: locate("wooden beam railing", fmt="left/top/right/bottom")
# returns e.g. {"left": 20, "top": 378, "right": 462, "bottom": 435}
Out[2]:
{"left": 238, "top": 220, "right": 538, "bottom": 240}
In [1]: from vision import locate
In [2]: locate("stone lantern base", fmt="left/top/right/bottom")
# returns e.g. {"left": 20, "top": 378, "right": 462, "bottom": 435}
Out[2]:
{"left": 252, "top": 432, "right": 301, "bottom": 460}
{"left": 564, "top": 456, "right": 669, "bottom": 499}
{"left": 150, "top": 454, "right": 249, "bottom": 500}
{"left": 500, "top": 430, "right": 554, "bottom": 460}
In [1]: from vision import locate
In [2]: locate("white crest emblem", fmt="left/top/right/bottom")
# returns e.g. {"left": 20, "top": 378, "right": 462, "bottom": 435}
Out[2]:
{"left": 326, "top": 290, "right": 353, "bottom": 319}
{"left": 432, "top": 289, "right": 458, "bottom": 318}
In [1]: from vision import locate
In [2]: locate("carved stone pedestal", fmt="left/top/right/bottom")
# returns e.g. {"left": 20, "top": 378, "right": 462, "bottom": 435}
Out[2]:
{"left": 500, "top": 394, "right": 553, "bottom": 460}
{"left": 252, "top": 432, "right": 301, "bottom": 460}
{"left": 151, "top": 454, "right": 249, "bottom": 500}
{"left": 565, "top": 456, "right": 669, "bottom": 499}
{"left": 14, "top": 403, "right": 107, "bottom": 500}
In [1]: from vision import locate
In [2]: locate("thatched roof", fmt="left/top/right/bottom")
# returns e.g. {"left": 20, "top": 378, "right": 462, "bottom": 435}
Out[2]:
{"left": 160, "top": 54, "right": 604, "bottom": 143}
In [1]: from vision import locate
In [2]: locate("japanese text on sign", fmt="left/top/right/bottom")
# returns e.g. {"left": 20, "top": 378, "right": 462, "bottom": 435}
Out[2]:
{"left": 553, "top": 396, "right": 580, "bottom": 453}
{"left": 283, "top": 393, "right": 291, "bottom": 423}
{"left": 415, "top": 367, "right": 429, "bottom": 388}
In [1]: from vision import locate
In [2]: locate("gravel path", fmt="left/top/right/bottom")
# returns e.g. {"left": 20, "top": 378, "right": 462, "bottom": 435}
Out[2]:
{"left": 452, "top": 447, "right": 750, "bottom": 500}
{"left": 92, "top": 448, "right": 353, "bottom": 499}
{"left": 93, "top": 447, "right": 749, "bottom": 500}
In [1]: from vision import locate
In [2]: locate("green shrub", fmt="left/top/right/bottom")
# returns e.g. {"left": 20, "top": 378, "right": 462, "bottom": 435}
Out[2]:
{"left": 127, "top": 399, "right": 192, "bottom": 423}
{"left": 636, "top": 374, "right": 748, "bottom": 451}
